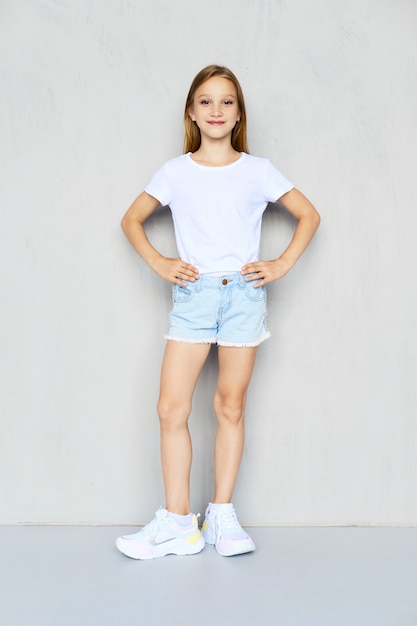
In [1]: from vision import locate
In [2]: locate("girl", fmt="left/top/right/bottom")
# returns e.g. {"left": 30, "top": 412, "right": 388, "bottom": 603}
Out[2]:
{"left": 116, "top": 65, "right": 320, "bottom": 560}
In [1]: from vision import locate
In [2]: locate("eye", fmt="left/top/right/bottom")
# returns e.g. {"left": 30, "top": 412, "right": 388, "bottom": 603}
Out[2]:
{"left": 224, "top": 100, "right": 234, "bottom": 105}
{"left": 200, "top": 99, "right": 210, "bottom": 105}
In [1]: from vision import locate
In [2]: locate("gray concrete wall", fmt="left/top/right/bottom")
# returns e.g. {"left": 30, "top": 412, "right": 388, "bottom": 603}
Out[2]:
{"left": 1, "top": 0, "right": 416, "bottom": 525}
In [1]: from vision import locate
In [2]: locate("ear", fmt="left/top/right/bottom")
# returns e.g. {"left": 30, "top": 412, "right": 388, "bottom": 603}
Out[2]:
{"left": 188, "top": 107, "right": 196, "bottom": 122}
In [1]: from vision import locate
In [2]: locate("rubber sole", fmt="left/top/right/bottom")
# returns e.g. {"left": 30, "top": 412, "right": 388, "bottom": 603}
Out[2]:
{"left": 116, "top": 535, "right": 205, "bottom": 560}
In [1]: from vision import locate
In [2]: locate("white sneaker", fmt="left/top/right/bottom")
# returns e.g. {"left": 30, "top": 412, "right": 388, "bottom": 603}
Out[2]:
{"left": 201, "top": 503, "right": 256, "bottom": 557}
{"left": 116, "top": 508, "right": 205, "bottom": 560}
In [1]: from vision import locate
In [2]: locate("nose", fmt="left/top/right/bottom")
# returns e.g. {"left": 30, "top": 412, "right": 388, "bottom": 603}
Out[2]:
{"left": 210, "top": 103, "right": 223, "bottom": 117}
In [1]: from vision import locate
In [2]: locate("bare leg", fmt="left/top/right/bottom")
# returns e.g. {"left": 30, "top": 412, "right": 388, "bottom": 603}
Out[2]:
{"left": 157, "top": 341, "right": 211, "bottom": 515}
{"left": 213, "top": 346, "right": 257, "bottom": 503}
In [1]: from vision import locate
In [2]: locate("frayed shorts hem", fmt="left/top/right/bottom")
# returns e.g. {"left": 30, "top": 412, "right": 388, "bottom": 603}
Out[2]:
{"left": 164, "top": 332, "right": 271, "bottom": 348}
{"left": 218, "top": 331, "right": 271, "bottom": 347}
{"left": 164, "top": 335, "right": 217, "bottom": 345}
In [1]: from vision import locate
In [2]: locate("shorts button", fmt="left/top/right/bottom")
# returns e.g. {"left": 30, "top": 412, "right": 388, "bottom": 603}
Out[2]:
{"left": 222, "top": 278, "right": 228, "bottom": 285}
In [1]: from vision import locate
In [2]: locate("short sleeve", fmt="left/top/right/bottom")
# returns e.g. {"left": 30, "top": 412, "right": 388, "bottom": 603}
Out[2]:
{"left": 263, "top": 159, "right": 294, "bottom": 202}
{"left": 144, "top": 162, "right": 172, "bottom": 206}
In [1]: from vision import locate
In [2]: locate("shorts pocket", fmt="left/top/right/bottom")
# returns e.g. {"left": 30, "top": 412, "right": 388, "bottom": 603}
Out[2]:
{"left": 173, "top": 283, "right": 195, "bottom": 303}
{"left": 244, "top": 281, "right": 266, "bottom": 302}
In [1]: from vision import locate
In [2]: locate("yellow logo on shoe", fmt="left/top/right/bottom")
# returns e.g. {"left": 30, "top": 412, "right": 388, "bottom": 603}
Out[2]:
{"left": 187, "top": 529, "right": 202, "bottom": 545}
{"left": 202, "top": 520, "right": 207, "bottom": 532}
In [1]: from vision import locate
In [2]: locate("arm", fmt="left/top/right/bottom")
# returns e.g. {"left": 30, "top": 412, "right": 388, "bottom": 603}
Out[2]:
{"left": 121, "top": 191, "right": 199, "bottom": 285}
{"left": 241, "top": 188, "right": 320, "bottom": 286}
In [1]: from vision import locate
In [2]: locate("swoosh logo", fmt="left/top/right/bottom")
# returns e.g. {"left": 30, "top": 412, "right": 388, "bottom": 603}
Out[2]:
{"left": 149, "top": 536, "right": 178, "bottom": 546}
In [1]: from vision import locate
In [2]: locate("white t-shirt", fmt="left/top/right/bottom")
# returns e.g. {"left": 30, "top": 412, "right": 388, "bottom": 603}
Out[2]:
{"left": 145, "top": 152, "right": 294, "bottom": 275}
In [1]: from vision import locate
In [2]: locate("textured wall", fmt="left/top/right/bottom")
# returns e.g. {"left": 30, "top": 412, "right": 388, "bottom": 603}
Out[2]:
{"left": 1, "top": 0, "right": 416, "bottom": 525}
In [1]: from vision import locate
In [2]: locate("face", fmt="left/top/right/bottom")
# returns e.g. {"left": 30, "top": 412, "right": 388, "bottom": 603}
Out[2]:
{"left": 188, "top": 76, "right": 240, "bottom": 142}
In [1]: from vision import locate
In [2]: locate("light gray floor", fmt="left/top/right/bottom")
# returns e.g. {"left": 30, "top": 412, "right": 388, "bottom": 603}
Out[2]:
{"left": 1, "top": 526, "right": 417, "bottom": 626}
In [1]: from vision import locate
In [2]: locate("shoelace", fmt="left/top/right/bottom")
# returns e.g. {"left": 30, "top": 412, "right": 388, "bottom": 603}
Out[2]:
{"left": 140, "top": 508, "right": 169, "bottom": 537}
{"left": 142, "top": 509, "right": 200, "bottom": 537}
{"left": 211, "top": 508, "right": 240, "bottom": 550}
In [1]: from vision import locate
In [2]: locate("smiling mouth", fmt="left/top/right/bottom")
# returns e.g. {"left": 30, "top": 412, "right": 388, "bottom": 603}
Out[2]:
{"left": 208, "top": 121, "right": 225, "bottom": 125}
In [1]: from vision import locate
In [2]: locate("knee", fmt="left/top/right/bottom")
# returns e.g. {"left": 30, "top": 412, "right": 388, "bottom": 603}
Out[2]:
{"left": 157, "top": 398, "right": 191, "bottom": 430}
{"left": 214, "top": 392, "right": 245, "bottom": 427}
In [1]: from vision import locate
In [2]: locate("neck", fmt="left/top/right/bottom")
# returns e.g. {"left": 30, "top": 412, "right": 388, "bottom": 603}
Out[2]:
{"left": 191, "top": 138, "right": 241, "bottom": 167}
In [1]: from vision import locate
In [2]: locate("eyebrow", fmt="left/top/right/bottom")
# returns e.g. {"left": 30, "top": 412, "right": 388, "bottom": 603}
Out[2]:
{"left": 196, "top": 93, "right": 236, "bottom": 98}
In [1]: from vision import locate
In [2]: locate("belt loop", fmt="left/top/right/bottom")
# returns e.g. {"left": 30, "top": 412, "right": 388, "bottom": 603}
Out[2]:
{"left": 195, "top": 277, "right": 201, "bottom": 293}
{"left": 239, "top": 273, "right": 245, "bottom": 289}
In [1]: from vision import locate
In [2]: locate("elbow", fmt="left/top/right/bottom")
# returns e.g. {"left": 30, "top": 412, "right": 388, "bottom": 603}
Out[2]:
{"left": 311, "top": 208, "right": 321, "bottom": 231}
{"left": 120, "top": 213, "right": 130, "bottom": 234}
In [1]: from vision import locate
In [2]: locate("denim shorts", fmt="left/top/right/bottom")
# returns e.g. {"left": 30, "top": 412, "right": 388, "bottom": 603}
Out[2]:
{"left": 165, "top": 273, "right": 270, "bottom": 347}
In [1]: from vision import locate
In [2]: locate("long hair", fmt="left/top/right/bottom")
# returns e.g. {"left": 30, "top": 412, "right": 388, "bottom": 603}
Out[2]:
{"left": 183, "top": 65, "right": 249, "bottom": 154}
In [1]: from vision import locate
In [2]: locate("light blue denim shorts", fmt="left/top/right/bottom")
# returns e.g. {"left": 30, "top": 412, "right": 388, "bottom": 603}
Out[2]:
{"left": 165, "top": 273, "right": 270, "bottom": 347}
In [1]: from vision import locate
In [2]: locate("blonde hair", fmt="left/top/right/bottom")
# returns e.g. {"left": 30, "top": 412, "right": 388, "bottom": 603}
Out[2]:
{"left": 183, "top": 65, "right": 249, "bottom": 154}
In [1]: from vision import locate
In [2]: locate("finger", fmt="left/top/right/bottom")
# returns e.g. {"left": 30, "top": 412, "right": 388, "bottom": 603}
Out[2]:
{"left": 178, "top": 269, "right": 197, "bottom": 281}
{"left": 243, "top": 271, "right": 261, "bottom": 282}
{"left": 242, "top": 263, "right": 263, "bottom": 275}
{"left": 187, "top": 267, "right": 200, "bottom": 277}
{"left": 252, "top": 275, "right": 267, "bottom": 287}
{"left": 258, "top": 275, "right": 272, "bottom": 287}
{"left": 175, "top": 264, "right": 187, "bottom": 275}
{"left": 184, "top": 268, "right": 199, "bottom": 279}
{"left": 174, "top": 274, "right": 188, "bottom": 286}
{"left": 174, "top": 266, "right": 196, "bottom": 284}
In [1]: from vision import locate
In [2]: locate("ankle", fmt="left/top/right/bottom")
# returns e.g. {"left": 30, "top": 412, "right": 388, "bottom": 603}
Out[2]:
{"left": 167, "top": 510, "right": 194, "bottom": 526}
